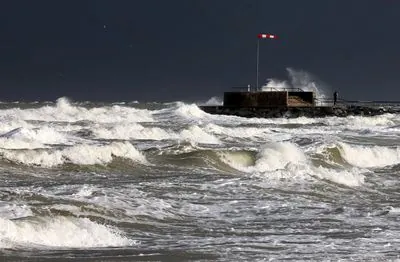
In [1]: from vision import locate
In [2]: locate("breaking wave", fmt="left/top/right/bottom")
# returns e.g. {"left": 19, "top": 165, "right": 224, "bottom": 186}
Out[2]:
{"left": 217, "top": 142, "right": 365, "bottom": 187}
{"left": 338, "top": 142, "right": 400, "bottom": 168}
{"left": 0, "top": 142, "right": 146, "bottom": 168}
{"left": 0, "top": 216, "right": 134, "bottom": 248}
{"left": 0, "top": 97, "right": 154, "bottom": 123}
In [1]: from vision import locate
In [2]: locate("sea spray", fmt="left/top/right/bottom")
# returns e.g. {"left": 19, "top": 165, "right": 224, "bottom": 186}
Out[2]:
{"left": 261, "top": 68, "right": 331, "bottom": 104}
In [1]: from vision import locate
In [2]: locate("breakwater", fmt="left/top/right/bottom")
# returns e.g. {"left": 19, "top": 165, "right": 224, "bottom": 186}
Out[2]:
{"left": 199, "top": 104, "right": 400, "bottom": 118}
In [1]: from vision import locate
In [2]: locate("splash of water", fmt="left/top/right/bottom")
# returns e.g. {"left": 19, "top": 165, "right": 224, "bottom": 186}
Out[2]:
{"left": 261, "top": 68, "right": 331, "bottom": 104}
{"left": 204, "top": 97, "right": 223, "bottom": 106}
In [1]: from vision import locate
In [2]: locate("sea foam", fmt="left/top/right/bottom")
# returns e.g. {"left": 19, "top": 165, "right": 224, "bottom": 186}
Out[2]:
{"left": 0, "top": 97, "right": 154, "bottom": 123}
{"left": 338, "top": 142, "right": 400, "bottom": 168}
{"left": 0, "top": 142, "right": 146, "bottom": 167}
{"left": 218, "top": 142, "right": 365, "bottom": 187}
{"left": 93, "top": 123, "right": 174, "bottom": 140}
{"left": 0, "top": 216, "right": 135, "bottom": 248}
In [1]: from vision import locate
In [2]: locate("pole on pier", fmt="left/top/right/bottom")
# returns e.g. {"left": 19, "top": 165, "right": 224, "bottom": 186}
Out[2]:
{"left": 256, "top": 39, "right": 260, "bottom": 91}
{"left": 256, "top": 33, "right": 278, "bottom": 91}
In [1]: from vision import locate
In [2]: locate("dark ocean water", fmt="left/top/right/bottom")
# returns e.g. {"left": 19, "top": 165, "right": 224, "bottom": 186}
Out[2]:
{"left": 1, "top": 98, "right": 400, "bottom": 261}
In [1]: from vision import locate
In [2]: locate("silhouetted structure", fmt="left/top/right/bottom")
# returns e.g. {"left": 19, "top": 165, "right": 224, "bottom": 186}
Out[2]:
{"left": 333, "top": 91, "right": 338, "bottom": 105}
{"left": 199, "top": 88, "right": 398, "bottom": 118}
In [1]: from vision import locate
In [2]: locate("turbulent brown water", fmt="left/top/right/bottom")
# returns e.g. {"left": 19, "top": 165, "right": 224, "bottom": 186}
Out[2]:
{"left": 1, "top": 98, "right": 400, "bottom": 261}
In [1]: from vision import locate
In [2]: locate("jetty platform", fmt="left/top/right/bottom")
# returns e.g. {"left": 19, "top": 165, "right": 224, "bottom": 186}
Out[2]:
{"left": 199, "top": 90, "right": 400, "bottom": 118}
{"left": 199, "top": 104, "right": 400, "bottom": 118}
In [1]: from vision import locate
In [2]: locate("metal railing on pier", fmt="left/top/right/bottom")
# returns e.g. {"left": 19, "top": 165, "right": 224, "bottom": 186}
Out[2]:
{"left": 315, "top": 98, "right": 400, "bottom": 107}
{"left": 231, "top": 86, "right": 306, "bottom": 92}
{"left": 263, "top": 87, "right": 305, "bottom": 92}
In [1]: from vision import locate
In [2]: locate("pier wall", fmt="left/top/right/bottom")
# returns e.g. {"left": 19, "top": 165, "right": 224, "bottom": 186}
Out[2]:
{"left": 208, "top": 90, "right": 399, "bottom": 118}
{"left": 199, "top": 105, "right": 394, "bottom": 118}
{"left": 223, "top": 91, "right": 288, "bottom": 107}
{"left": 288, "top": 91, "right": 315, "bottom": 105}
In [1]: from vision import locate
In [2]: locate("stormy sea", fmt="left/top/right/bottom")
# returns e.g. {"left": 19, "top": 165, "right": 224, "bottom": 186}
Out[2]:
{"left": 1, "top": 97, "right": 400, "bottom": 261}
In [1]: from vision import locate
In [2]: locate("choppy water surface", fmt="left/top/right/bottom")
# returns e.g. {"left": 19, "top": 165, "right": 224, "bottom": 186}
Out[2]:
{"left": 1, "top": 98, "right": 400, "bottom": 261}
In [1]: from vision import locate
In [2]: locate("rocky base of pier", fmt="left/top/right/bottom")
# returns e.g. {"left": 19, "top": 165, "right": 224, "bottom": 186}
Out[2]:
{"left": 199, "top": 105, "right": 400, "bottom": 118}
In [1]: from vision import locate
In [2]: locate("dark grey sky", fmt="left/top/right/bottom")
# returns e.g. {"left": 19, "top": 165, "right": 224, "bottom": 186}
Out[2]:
{"left": 1, "top": 0, "right": 399, "bottom": 101}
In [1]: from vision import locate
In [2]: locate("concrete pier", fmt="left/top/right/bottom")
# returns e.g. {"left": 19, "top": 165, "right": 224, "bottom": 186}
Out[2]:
{"left": 199, "top": 90, "right": 400, "bottom": 118}
{"left": 199, "top": 104, "right": 400, "bottom": 118}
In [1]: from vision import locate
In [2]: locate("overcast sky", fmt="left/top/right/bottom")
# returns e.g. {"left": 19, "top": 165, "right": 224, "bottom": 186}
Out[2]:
{"left": 0, "top": 0, "right": 399, "bottom": 101}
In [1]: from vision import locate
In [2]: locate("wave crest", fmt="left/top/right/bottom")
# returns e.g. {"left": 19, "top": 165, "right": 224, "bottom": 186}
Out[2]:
{"left": 0, "top": 142, "right": 146, "bottom": 168}
{"left": 0, "top": 216, "right": 135, "bottom": 248}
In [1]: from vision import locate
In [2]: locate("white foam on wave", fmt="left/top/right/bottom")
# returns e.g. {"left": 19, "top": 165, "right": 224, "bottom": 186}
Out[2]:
{"left": 0, "top": 97, "right": 153, "bottom": 123}
{"left": 312, "top": 166, "right": 365, "bottom": 187}
{"left": 63, "top": 185, "right": 177, "bottom": 221}
{"left": 388, "top": 207, "right": 400, "bottom": 215}
{"left": 0, "top": 142, "right": 146, "bottom": 167}
{"left": 219, "top": 142, "right": 307, "bottom": 174}
{"left": 180, "top": 125, "right": 220, "bottom": 144}
{"left": 325, "top": 114, "right": 396, "bottom": 129}
{"left": 0, "top": 120, "right": 30, "bottom": 134}
{"left": 219, "top": 142, "right": 365, "bottom": 187}
{"left": 93, "top": 123, "right": 175, "bottom": 140}
{"left": 0, "top": 202, "right": 33, "bottom": 220}
{"left": 204, "top": 123, "right": 272, "bottom": 139}
{"left": 173, "top": 102, "right": 311, "bottom": 126}
{"left": 73, "top": 184, "right": 96, "bottom": 198}
{"left": 254, "top": 142, "right": 307, "bottom": 172}
{"left": 0, "top": 137, "right": 44, "bottom": 150}
{"left": 93, "top": 122, "right": 221, "bottom": 144}
{"left": 0, "top": 126, "right": 70, "bottom": 150}
{"left": 0, "top": 216, "right": 134, "bottom": 248}
{"left": 174, "top": 103, "right": 209, "bottom": 119}
{"left": 252, "top": 114, "right": 395, "bottom": 132}
{"left": 270, "top": 116, "right": 320, "bottom": 125}
{"left": 338, "top": 142, "right": 400, "bottom": 168}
